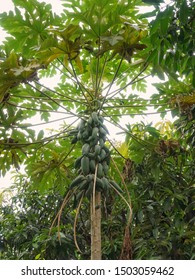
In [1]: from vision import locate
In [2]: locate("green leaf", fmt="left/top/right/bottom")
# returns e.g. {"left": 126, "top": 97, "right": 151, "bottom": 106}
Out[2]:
{"left": 137, "top": 210, "right": 144, "bottom": 223}
{"left": 0, "top": 0, "right": 194, "bottom": 261}
{"left": 142, "top": 0, "right": 163, "bottom": 5}
{"left": 180, "top": 0, "right": 189, "bottom": 24}
{"left": 37, "top": 130, "right": 44, "bottom": 141}
{"left": 35, "top": 253, "right": 41, "bottom": 260}
{"left": 153, "top": 65, "right": 165, "bottom": 80}
{"left": 160, "top": 17, "right": 169, "bottom": 36}
{"left": 152, "top": 228, "right": 159, "bottom": 239}
{"left": 146, "top": 126, "right": 160, "bottom": 138}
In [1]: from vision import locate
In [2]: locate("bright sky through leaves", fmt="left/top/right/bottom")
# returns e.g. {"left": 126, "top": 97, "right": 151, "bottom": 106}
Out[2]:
{"left": 0, "top": 0, "right": 175, "bottom": 189}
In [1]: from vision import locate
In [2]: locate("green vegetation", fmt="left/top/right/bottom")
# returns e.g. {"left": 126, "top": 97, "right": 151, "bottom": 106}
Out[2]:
{"left": 0, "top": 0, "right": 194, "bottom": 259}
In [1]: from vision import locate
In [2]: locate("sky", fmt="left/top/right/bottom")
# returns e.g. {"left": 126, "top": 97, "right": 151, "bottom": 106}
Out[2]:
{"left": 0, "top": 0, "right": 173, "bottom": 189}
{"left": 0, "top": 0, "right": 64, "bottom": 13}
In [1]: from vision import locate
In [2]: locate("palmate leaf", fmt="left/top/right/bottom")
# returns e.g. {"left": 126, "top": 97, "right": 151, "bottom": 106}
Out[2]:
{"left": 63, "top": 0, "right": 145, "bottom": 41}
{"left": 0, "top": 0, "right": 60, "bottom": 57}
{"left": 0, "top": 51, "right": 43, "bottom": 99}
{"left": 36, "top": 24, "right": 83, "bottom": 71}
{"left": 0, "top": 150, "right": 12, "bottom": 177}
{"left": 54, "top": 24, "right": 81, "bottom": 41}
{"left": 100, "top": 35, "right": 124, "bottom": 47}
{"left": 24, "top": 139, "right": 76, "bottom": 194}
{"left": 93, "top": 22, "right": 147, "bottom": 63}
{"left": 1, "top": 0, "right": 55, "bottom": 36}
{"left": 0, "top": 142, "right": 27, "bottom": 176}
{"left": 63, "top": 1, "right": 110, "bottom": 37}
{"left": 116, "top": 142, "right": 129, "bottom": 158}
{"left": 0, "top": 0, "right": 163, "bottom": 182}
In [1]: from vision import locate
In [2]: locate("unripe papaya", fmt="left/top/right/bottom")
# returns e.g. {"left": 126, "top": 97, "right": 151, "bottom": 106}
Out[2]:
{"left": 89, "top": 159, "right": 96, "bottom": 173}
{"left": 102, "top": 161, "right": 109, "bottom": 176}
{"left": 91, "top": 111, "right": 99, "bottom": 124}
{"left": 95, "top": 177, "right": 104, "bottom": 191}
{"left": 99, "top": 149, "right": 107, "bottom": 161}
{"left": 74, "top": 155, "right": 83, "bottom": 169}
{"left": 101, "top": 177, "right": 110, "bottom": 190}
{"left": 69, "top": 175, "right": 85, "bottom": 189}
{"left": 98, "top": 115, "right": 104, "bottom": 124}
{"left": 81, "top": 156, "right": 90, "bottom": 175}
{"left": 92, "top": 127, "right": 99, "bottom": 139}
{"left": 109, "top": 180, "right": 123, "bottom": 193}
{"left": 99, "top": 127, "right": 107, "bottom": 136}
{"left": 82, "top": 143, "right": 90, "bottom": 155}
{"left": 85, "top": 181, "right": 94, "bottom": 198}
{"left": 78, "top": 179, "right": 88, "bottom": 191}
{"left": 71, "top": 135, "right": 78, "bottom": 144}
{"left": 97, "top": 163, "right": 103, "bottom": 178}
{"left": 94, "top": 144, "right": 101, "bottom": 156}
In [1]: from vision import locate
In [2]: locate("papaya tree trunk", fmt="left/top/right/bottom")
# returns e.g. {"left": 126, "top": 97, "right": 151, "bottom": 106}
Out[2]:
{"left": 90, "top": 192, "right": 101, "bottom": 259}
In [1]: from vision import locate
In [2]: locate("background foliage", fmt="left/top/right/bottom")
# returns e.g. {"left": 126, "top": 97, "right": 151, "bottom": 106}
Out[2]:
{"left": 0, "top": 0, "right": 194, "bottom": 259}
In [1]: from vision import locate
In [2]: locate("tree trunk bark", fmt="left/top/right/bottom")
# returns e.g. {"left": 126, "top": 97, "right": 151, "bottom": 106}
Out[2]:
{"left": 90, "top": 191, "right": 101, "bottom": 260}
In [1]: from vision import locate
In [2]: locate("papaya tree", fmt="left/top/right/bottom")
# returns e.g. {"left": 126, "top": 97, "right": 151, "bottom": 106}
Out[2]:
{"left": 0, "top": 0, "right": 194, "bottom": 259}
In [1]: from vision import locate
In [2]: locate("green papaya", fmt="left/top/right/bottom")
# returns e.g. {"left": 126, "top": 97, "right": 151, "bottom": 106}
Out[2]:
{"left": 98, "top": 116, "right": 104, "bottom": 124}
{"left": 109, "top": 180, "right": 123, "bottom": 193}
{"left": 78, "top": 179, "right": 88, "bottom": 191}
{"left": 101, "top": 177, "right": 110, "bottom": 190}
{"left": 82, "top": 143, "right": 90, "bottom": 155}
{"left": 94, "top": 144, "right": 101, "bottom": 156}
{"left": 81, "top": 156, "right": 90, "bottom": 175}
{"left": 102, "top": 161, "right": 109, "bottom": 175}
{"left": 74, "top": 155, "right": 83, "bottom": 169}
{"left": 89, "top": 159, "right": 96, "bottom": 173}
{"left": 91, "top": 111, "right": 99, "bottom": 124}
{"left": 95, "top": 177, "right": 104, "bottom": 191}
{"left": 99, "top": 127, "right": 107, "bottom": 136}
{"left": 69, "top": 175, "right": 85, "bottom": 189}
{"left": 85, "top": 181, "right": 94, "bottom": 198}
{"left": 97, "top": 163, "right": 103, "bottom": 178}
{"left": 99, "top": 149, "right": 107, "bottom": 161}
{"left": 71, "top": 135, "right": 78, "bottom": 144}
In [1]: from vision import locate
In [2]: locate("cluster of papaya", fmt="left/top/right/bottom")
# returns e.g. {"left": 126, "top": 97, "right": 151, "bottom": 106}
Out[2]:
{"left": 69, "top": 111, "right": 122, "bottom": 197}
